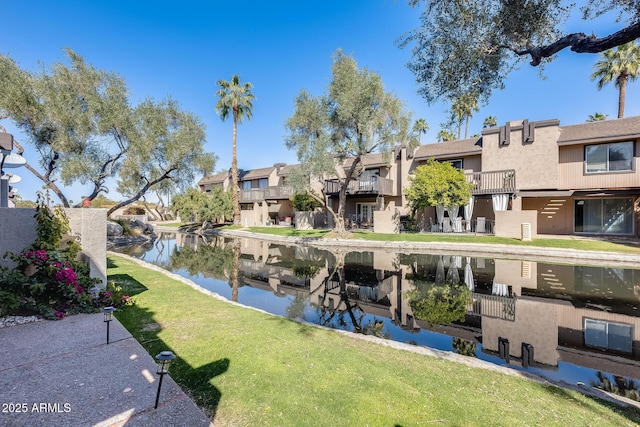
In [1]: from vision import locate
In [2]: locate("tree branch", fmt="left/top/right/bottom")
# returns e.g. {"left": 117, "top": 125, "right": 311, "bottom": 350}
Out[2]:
{"left": 512, "top": 21, "right": 640, "bottom": 66}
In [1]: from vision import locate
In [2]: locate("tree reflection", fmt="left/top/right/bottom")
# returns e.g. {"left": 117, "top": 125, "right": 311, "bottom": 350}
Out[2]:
{"left": 168, "top": 237, "right": 234, "bottom": 279}
{"left": 592, "top": 371, "right": 640, "bottom": 402}
{"left": 452, "top": 337, "right": 477, "bottom": 357}
{"left": 317, "top": 251, "right": 365, "bottom": 332}
{"left": 231, "top": 239, "right": 240, "bottom": 302}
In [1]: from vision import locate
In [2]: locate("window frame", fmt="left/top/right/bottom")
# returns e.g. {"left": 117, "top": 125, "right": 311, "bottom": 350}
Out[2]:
{"left": 584, "top": 141, "right": 634, "bottom": 174}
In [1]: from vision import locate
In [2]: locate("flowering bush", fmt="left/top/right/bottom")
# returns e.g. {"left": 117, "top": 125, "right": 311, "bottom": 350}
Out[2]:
{"left": 0, "top": 192, "right": 131, "bottom": 319}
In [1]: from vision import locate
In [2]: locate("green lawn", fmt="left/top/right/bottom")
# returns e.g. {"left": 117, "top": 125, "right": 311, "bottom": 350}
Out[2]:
{"left": 108, "top": 254, "right": 640, "bottom": 427}
{"left": 237, "top": 226, "right": 640, "bottom": 254}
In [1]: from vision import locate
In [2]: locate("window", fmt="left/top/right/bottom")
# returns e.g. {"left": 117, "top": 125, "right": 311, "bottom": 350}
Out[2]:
{"left": 585, "top": 141, "right": 633, "bottom": 173}
{"left": 575, "top": 198, "right": 633, "bottom": 234}
{"left": 446, "top": 159, "right": 463, "bottom": 170}
{"left": 242, "top": 181, "right": 252, "bottom": 190}
{"left": 258, "top": 178, "right": 268, "bottom": 189}
{"left": 584, "top": 319, "right": 632, "bottom": 353}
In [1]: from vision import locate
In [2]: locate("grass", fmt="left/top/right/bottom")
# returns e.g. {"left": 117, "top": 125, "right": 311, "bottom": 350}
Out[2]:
{"left": 236, "top": 226, "right": 640, "bottom": 254}
{"left": 108, "top": 254, "right": 640, "bottom": 427}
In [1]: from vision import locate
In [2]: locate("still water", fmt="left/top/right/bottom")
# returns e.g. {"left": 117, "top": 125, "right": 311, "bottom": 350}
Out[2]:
{"left": 114, "top": 232, "right": 640, "bottom": 398}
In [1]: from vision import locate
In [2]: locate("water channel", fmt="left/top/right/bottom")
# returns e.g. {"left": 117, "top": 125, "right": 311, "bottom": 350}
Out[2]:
{"left": 113, "top": 232, "right": 640, "bottom": 399}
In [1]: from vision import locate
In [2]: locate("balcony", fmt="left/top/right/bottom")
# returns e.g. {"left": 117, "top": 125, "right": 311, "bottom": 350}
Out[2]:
{"left": 465, "top": 169, "right": 516, "bottom": 195}
{"left": 325, "top": 177, "right": 394, "bottom": 196}
{"left": 239, "top": 185, "right": 294, "bottom": 203}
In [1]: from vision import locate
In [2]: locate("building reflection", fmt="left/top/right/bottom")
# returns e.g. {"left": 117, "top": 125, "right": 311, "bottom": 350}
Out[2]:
{"left": 145, "top": 234, "right": 640, "bottom": 384}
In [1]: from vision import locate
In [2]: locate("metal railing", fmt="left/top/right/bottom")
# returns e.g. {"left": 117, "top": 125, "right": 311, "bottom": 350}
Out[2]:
{"left": 465, "top": 169, "right": 516, "bottom": 195}
{"left": 468, "top": 293, "right": 516, "bottom": 321}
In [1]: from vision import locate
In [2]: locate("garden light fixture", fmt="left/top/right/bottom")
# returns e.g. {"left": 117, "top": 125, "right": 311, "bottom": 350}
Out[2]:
{"left": 102, "top": 306, "right": 115, "bottom": 344}
{"left": 154, "top": 350, "right": 176, "bottom": 409}
{"left": 89, "top": 286, "right": 100, "bottom": 307}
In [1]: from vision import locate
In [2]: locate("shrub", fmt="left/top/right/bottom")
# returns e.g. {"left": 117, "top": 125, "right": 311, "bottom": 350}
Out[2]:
{"left": 124, "top": 206, "right": 146, "bottom": 215}
{"left": 0, "top": 192, "right": 132, "bottom": 319}
{"left": 292, "top": 193, "right": 320, "bottom": 212}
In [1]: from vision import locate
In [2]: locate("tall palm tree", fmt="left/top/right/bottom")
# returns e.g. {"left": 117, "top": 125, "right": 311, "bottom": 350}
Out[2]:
{"left": 591, "top": 41, "right": 640, "bottom": 119}
{"left": 451, "top": 92, "right": 479, "bottom": 139}
{"left": 587, "top": 112, "right": 608, "bottom": 122}
{"left": 483, "top": 116, "right": 497, "bottom": 128}
{"left": 412, "top": 118, "right": 429, "bottom": 144}
{"left": 437, "top": 129, "right": 456, "bottom": 142}
{"left": 215, "top": 75, "right": 255, "bottom": 224}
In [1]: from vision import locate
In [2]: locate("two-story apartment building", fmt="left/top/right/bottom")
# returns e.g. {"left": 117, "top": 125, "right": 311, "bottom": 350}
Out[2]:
{"left": 198, "top": 116, "right": 640, "bottom": 238}
{"left": 199, "top": 164, "right": 296, "bottom": 226}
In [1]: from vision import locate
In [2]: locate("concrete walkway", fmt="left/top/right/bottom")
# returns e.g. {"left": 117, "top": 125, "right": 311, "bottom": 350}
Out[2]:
{"left": 0, "top": 313, "right": 212, "bottom": 427}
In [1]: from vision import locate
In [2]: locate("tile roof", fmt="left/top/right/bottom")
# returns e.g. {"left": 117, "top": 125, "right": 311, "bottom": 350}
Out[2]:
{"left": 558, "top": 116, "right": 640, "bottom": 145}
{"left": 413, "top": 138, "right": 482, "bottom": 160}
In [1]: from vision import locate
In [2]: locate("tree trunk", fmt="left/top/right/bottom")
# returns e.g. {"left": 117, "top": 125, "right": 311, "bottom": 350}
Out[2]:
{"left": 231, "top": 114, "right": 241, "bottom": 225}
{"left": 618, "top": 74, "right": 627, "bottom": 118}
{"left": 464, "top": 116, "right": 469, "bottom": 139}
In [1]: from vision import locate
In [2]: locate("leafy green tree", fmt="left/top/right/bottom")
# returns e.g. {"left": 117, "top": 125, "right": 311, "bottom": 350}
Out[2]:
{"left": 398, "top": 1, "right": 640, "bottom": 104}
{"left": 0, "top": 49, "right": 132, "bottom": 207}
{"left": 591, "top": 41, "right": 640, "bottom": 118}
{"left": 215, "top": 75, "right": 255, "bottom": 225}
{"left": 171, "top": 186, "right": 232, "bottom": 224}
{"left": 109, "top": 98, "right": 216, "bottom": 216}
{"left": 285, "top": 50, "right": 412, "bottom": 234}
{"left": 292, "top": 192, "right": 321, "bottom": 212}
{"left": 404, "top": 158, "right": 472, "bottom": 215}
{"left": 412, "top": 118, "right": 429, "bottom": 144}
{"left": 587, "top": 112, "right": 609, "bottom": 122}
{"left": 204, "top": 186, "right": 234, "bottom": 224}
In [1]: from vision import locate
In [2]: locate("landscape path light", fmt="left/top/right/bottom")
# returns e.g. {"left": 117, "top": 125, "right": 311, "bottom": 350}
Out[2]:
{"left": 102, "top": 306, "right": 115, "bottom": 344}
{"left": 89, "top": 286, "right": 100, "bottom": 307}
{"left": 154, "top": 350, "right": 176, "bottom": 409}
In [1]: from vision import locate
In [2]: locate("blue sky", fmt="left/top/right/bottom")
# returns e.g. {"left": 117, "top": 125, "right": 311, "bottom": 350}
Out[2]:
{"left": 2, "top": 1, "right": 639, "bottom": 204}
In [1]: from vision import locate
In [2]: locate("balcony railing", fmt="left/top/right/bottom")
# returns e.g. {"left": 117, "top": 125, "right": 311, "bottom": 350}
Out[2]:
{"left": 467, "top": 293, "right": 516, "bottom": 321}
{"left": 239, "top": 185, "right": 294, "bottom": 203}
{"left": 465, "top": 169, "right": 516, "bottom": 195}
{"left": 325, "top": 177, "right": 394, "bottom": 196}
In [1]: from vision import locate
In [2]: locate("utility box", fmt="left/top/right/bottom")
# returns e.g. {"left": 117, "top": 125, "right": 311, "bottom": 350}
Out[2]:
{"left": 521, "top": 223, "right": 532, "bottom": 241}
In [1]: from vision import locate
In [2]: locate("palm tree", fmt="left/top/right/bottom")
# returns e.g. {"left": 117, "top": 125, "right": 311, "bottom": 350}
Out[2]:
{"left": 451, "top": 92, "right": 479, "bottom": 139}
{"left": 215, "top": 75, "right": 256, "bottom": 224}
{"left": 587, "top": 112, "right": 608, "bottom": 122}
{"left": 483, "top": 116, "right": 497, "bottom": 128}
{"left": 591, "top": 41, "right": 640, "bottom": 119}
{"left": 412, "top": 118, "right": 429, "bottom": 144}
{"left": 437, "top": 129, "right": 456, "bottom": 142}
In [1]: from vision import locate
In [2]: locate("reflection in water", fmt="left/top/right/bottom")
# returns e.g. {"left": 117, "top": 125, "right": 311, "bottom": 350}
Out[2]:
{"left": 114, "top": 232, "right": 640, "bottom": 400}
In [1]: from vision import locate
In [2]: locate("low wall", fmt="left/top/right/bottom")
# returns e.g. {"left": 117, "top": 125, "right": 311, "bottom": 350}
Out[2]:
{"left": 0, "top": 208, "right": 107, "bottom": 286}
{"left": 374, "top": 209, "right": 400, "bottom": 234}
{"left": 495, "top": 210, "right": 538, "bottom": 240}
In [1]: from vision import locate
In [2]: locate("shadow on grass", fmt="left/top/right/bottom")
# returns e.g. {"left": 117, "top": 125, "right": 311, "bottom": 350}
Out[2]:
{"left": 115, "top": 302, "right": 229, "bottom": 422}
{"left": 266, "top": 315, "right": 318, "bottom": 338}
{"left": 542, "top": 382, "right": 640, "bottom": 423}
{"left": 109, "top": 274, "right": 148, "bottom": 297}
